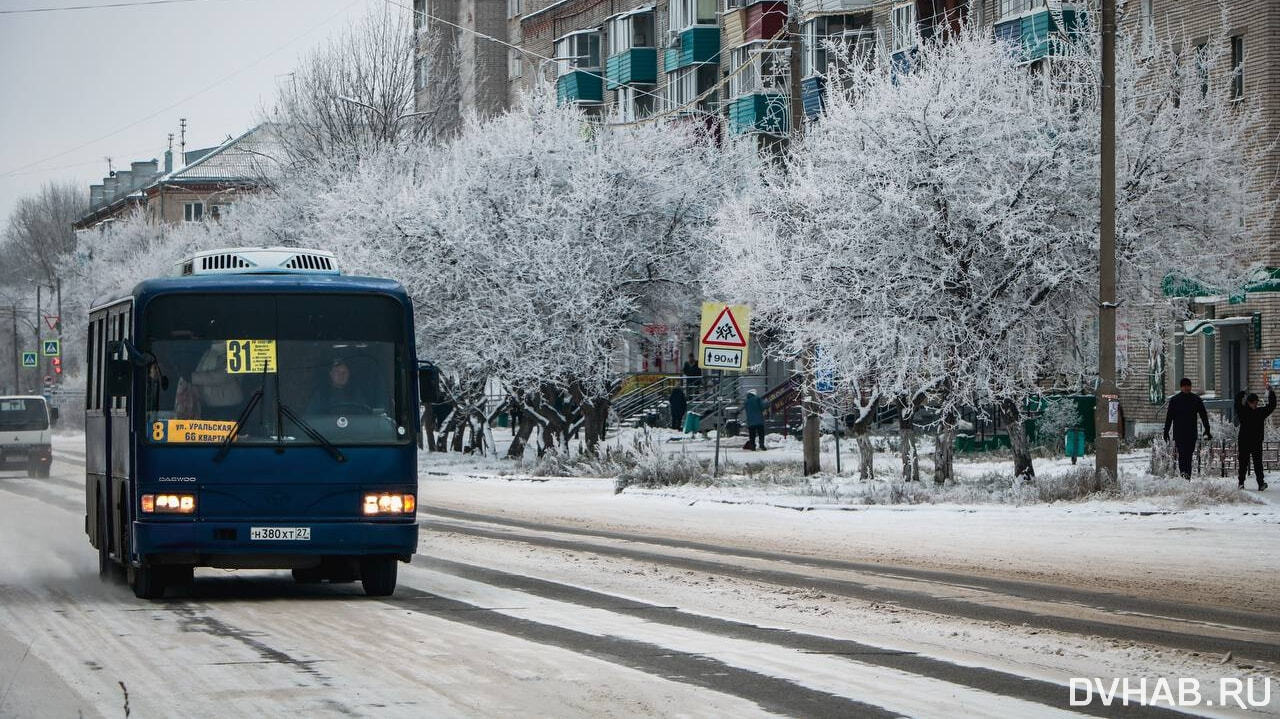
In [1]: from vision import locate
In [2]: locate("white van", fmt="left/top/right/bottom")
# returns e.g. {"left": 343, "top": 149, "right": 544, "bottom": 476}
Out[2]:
{"left": 0, "top": 396, "right": 54, "bottom": 477}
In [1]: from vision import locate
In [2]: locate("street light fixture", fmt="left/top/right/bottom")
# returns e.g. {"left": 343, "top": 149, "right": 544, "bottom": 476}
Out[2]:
{"left": 334, "top": 95, "right": 433, "bottom": 125}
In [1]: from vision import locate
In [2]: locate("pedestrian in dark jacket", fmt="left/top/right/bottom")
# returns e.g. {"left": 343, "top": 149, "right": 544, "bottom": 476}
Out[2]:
{"left": 743, "top": 390, "right": 765, "bottom": 450}
{"left": 682, "top": 355, "right": 702, "bottom": 391}
{"left": 1235, "top": 388, "right": 1275, "bottom": 490}
{"left": 669, "top": 385, "right": 687, "bottom": 431}
{"left": 1163, "top": 377, "right": 1212, "bottom": 480}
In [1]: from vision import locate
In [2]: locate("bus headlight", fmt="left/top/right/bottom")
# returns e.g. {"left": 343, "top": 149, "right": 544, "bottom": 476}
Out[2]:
{"left": 142, "top": 494, "right": 196, "bottom": 514}
{"left": 363, "top": 493, "right": 415, "bottom": 515}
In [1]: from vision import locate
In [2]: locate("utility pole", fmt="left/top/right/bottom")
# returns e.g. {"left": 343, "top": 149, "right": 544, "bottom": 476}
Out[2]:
{"left": 786, "top": 10, "right": 821, "bottom": 476}
{"left": 179, "top": 118, "right": 188, "bottom": 158}
{"left": 1094, "top": 0, "right": 1119, "bottom": 489}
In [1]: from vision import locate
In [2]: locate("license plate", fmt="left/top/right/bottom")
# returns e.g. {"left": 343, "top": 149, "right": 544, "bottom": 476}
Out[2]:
{"left": 249, "top": 527, "right": 311, "bottom": 541}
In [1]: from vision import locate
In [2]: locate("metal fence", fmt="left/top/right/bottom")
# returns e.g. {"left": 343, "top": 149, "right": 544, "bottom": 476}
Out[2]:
{"left": 1206, "top": 440, "right": 1280, "bottom": 478}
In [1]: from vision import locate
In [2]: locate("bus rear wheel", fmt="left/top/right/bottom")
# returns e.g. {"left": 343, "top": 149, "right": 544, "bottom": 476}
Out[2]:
{"left": 360, "top": 557, "right": 397, "bottom": 597}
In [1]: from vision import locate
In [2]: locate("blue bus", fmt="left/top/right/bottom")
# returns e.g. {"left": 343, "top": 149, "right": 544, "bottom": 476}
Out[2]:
{"left": 85, "top": 248, "right": 424, "bottom": 599}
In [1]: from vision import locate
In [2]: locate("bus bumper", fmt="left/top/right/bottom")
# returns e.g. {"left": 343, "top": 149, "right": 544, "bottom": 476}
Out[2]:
{"left": 134, "top": 520, "right": 418, "bottom": 564}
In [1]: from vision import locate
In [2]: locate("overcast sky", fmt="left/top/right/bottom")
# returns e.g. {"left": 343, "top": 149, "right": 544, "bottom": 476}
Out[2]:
{"left": 0, "top": 0, "right": 388, "bottom": 224}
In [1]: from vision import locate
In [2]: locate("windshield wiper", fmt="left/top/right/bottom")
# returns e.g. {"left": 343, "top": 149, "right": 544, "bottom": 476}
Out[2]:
{"left": 213, "top": 388, "right": 263, "bottom": 463}
{"left": 278, "top": 402, "right": 346, "bottom": 463}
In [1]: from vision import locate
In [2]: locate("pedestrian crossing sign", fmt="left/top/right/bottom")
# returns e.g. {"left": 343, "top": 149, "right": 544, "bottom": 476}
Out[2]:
{"left": 42, "top": 339, "right": 60, "bottom": 357}
{"left": 21, "top": 352, "right": 36, "bottom": 367}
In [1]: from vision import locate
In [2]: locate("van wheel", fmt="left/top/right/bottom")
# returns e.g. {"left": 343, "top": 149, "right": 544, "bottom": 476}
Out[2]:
{"left": 360, "top": 557, "right": 397, "bottom": 597}
{"left": 36, "top": 465, "right": 50, "bottom": 478}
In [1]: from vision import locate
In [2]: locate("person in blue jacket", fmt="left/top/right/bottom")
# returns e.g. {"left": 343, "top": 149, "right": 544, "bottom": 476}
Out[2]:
{"left": 744, "top": 390, "right": 765, "bottom": 451}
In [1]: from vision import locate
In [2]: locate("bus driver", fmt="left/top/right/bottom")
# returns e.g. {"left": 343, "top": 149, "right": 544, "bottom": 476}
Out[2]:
{"left": 308, "top": 358, "right": 374, "bottom": 415}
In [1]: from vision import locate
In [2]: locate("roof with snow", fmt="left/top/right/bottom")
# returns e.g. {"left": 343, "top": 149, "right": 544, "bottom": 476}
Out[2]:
{"left": 159, "top": 124, "right": 283, "bottom": 185}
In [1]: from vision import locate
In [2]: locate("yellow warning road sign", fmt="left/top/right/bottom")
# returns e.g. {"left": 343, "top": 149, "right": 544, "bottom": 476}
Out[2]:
{"left": 698, "top": 303, "right": 750, "bottom": 371}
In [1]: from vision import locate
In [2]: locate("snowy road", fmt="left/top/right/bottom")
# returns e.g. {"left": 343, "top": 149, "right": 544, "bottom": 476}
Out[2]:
{"left": 0, "top": 445, "right": 1276, "bottom": 718}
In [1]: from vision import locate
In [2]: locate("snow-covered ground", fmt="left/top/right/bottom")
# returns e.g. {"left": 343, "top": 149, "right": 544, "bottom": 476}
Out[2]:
{"left": 421, "top": 429, "right": 1280, "bottom": 614}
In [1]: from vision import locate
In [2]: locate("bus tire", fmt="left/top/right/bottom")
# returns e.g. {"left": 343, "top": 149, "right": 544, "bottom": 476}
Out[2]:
{"left": 292, "top": 567, "right": 323, "bottom": 584}
{"left": 130, "top": 563, "right": 166, "bottom": 600}
{"left": 360, "top": 557, "right": 397, "bottom": 597}
{"left": 167, "top": 565, "right": 195, "bottom": 587}
{"left": 96, "top": 498, "right": 111, "bottom": 579}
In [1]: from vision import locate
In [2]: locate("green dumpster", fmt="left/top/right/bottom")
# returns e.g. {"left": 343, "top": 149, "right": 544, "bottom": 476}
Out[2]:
{"left": 1065, "top": 428, "right": 1086, "bottom": 463}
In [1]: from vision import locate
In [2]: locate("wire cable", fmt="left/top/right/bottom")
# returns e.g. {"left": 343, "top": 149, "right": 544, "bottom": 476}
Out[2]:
{"left": 0, "top": 0, "right": 239, "bottom": 15}
{"left": 0, "top": 0, "right": 363, "bottom": 178}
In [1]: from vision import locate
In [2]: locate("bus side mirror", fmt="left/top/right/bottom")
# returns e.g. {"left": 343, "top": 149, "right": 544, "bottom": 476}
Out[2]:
{"left": 106, "top": 358, "right": 131, "bottom": 398}
{"left": 48, "top": 407, "right": 60, "bottom": 426}
{"left": 418, "top": 365, "right": 440, "bottom": 404}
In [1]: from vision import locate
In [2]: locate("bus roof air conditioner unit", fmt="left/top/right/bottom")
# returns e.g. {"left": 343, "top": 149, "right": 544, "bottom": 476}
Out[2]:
{"left": 176, "top": 247, "right": 340, "bottom": 276}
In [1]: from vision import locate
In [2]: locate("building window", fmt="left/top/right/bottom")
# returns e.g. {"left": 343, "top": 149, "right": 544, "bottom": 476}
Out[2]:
{"left": 555, "top": 31, "right": 601, "bottom": 75}
{"left": 208, "top": 203, "right": 231, "bottom": 220}
{"left": 669, "top": 0, "right": 716, "bottom": 32}
{"left": 1230, "top": 35, "right": 1244, "bottom": 100}
{"left": 413, "top": 0, "right": 427, "bottom": 30}
{"left": 509, "top": 49, "right": 523, "bottom": 79}
{"left": 664, "top": 64, "right": 717, "bottom": 111}
{"left": 607, "top": 10, "right": 654, "bottom": 56}
{"left": 183, "top": 202, "right": 203, "bottom": 222}
{"left": 729, "top": 42, "right": 788, "bottom": 98}
{"left": 802, "top": 13, "right": 873, "bottom": 78}
{"left": 614, "top": 85, "right": 657, "bottom": 121}
{"left": 507, "top": 0, "right": 520, "bottom": 18}
{"left": 416, "top": 56, "right": 429, "bottom": 90}
{"left": 1195, "top": 42, "right": 1209, "bottom": 98}
{"left": 892, "top": 3, "right": 917, "bottom": 53}
{"left": 997, "top": 0, "right": 1045, "bottom": 19}
{"left": 1203, "top": 307, "right": 1216, "bottom": 392}
{"left": 969, "top": 0, "right": 985, "bottom": 28}
{"left": 1173, "top": 334, "right": 1184, "bottom": 389}
{"left": 1140, "top": 0, "right": 1154, "bottom": 55}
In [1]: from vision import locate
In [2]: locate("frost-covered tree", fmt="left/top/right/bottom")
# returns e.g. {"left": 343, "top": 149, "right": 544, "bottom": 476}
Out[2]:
{"left": 282, "top": 94, "right": 752, "bottom": 456}
{"left": 264, "top": 8, "right": 457, "bottom": 170}
{"left": 710, "top": 19, "right": 1264, "bottom": 483}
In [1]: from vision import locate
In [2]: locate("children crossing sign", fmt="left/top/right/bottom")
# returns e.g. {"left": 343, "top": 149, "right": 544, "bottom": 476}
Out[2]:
{"left": 21, "top": 352, "right": 37, "bottom": 368}
{"left": 698, "top": 302, "right": 751, "bottom": 371}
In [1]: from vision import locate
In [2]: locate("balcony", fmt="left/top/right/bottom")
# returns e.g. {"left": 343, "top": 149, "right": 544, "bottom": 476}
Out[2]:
{"left": 605, "top": 48, "right": 658, "bottom": 89}
{"left": 556, "top": 70, "right": 603, "bottom": 105}
{"left": 993, "top": 5, "right": 1081, "bottom": 62}
{"left": 798, "top": 0, "right": 872, "bottom": 13}
{"left": 745, "top": 1, "right": 787, "bottom": 42}
{"left": 664, "top": 27, "right": 720, "bottom": 71}
{"left": 728, "top": 93, "right": 789, "bottom": 135}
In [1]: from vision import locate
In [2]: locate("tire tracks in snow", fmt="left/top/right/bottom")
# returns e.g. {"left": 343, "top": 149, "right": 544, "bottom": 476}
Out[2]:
{"left": 418, "top": 508, "right": 1280, "bottom": 664}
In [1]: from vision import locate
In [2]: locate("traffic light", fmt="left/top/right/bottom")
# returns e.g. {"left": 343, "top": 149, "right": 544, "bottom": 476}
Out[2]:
{"left": 52, "top": 357, "right": 62, "bottom": 376}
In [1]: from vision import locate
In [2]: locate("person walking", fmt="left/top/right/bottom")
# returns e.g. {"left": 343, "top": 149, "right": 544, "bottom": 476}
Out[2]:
{"left": 682, "top": 354, "right": 702, "bottom": 392}
{"left": 744, "top": 390, "right": 765, "bottom": 451}
{"left": 1163, "top": 377, "right": 1212, "bottom": 480}
{"left": 1235, "top": 388, "right": 1275, "bottom": 490}
{"left": 669, "top": 384, "right": 687, "bottom": 431}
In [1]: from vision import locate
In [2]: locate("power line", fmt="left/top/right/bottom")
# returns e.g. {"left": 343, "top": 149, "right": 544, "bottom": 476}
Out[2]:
{"left": 0, "top": 0, "right": 240, "bottom": 14}
{"left": 0, "top": 0, "right": 363, "bottom": 179}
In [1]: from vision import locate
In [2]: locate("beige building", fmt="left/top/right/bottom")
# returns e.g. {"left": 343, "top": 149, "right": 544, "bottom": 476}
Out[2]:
{"left": 74, "top": 125, "right": 279, "bottom": 231}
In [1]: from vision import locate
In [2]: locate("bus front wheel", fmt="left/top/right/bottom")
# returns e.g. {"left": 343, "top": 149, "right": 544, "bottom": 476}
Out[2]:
{"left": 129, "top": 562, "right": 167, "bottom": 600}
{"left": 360, "top": 557, "right": 397, "bottom": 597}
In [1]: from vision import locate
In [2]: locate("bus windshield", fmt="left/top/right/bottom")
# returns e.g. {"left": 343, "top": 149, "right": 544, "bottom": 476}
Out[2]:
{"left": 142, "top": 294, "right": 410, "bottom": 447}
{"left": 0, "top": 399, "right": 48, "bottom": 431}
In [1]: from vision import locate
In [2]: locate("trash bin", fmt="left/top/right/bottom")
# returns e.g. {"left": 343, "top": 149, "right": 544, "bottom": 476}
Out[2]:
{"left": 1065, "top": 428, "right": 1087, "bottom": 464}
{"left": 724, "top": 419, "right": 741, "bottom": 437}
{"left": 496, "top": 412, "right": 509, "bottom": 428}
{"left": 682, "top": 411, "right": 701, "bottom": 434}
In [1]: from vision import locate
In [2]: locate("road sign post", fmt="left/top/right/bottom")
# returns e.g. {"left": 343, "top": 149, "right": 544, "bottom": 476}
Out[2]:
{"left": 698, "top": 303, "right": 751, "bottom": 476}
